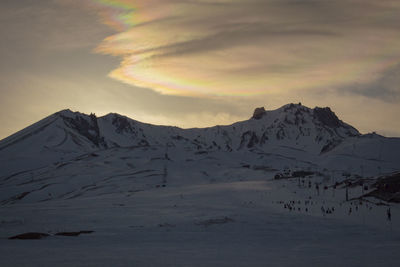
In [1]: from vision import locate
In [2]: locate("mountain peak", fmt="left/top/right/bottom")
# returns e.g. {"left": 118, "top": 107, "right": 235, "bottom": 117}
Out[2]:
{"left": 313, "top": 106, "right": 341, "bottom": 128}
{"left": 251, "top": 107, "right": 267, "bottom": 120}
{"left": 56, "top": 109, "right": 75, "bottom": 117}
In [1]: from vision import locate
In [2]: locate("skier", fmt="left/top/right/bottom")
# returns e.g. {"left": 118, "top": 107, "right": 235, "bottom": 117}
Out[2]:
{"left": 387, "top": 208, "right": 391, "bottom": 221}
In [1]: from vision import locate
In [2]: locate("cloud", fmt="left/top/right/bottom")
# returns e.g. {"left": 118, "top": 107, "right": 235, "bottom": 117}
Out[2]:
{"left": 335, "top": 61, "right": 400, "bottom": 103}
{"left": 0, "top": 0, "right": 112, "bottom": 51}
{"left": 85, "top": 0, "right": 400, "bottom": 97}
{"left": 354, "top": 63, "right": 400, "bottom": 102}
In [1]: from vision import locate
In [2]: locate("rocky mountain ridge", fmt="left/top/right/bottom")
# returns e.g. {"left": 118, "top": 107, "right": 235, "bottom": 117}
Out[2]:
{"left": 0, "top": 103, "right": 361, "bottom": 156}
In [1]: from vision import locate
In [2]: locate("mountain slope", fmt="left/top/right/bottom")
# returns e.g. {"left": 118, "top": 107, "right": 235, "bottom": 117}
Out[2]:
{"left": 0, "top": 103, "right": 399, "bottom": 204}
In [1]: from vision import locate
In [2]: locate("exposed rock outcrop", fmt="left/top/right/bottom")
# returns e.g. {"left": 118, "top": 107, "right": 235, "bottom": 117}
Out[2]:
{"left": 252, "top": 107, "right": 266, "bottom": 120}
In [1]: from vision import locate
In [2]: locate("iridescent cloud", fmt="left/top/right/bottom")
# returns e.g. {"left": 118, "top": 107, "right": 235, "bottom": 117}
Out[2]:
{"left": 89, "top": 0, "right": 400, "bottom": 97}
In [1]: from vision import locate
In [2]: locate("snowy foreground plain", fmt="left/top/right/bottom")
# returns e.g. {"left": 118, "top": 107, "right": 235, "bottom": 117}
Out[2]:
{"left": 1, "top": 105, "right": 399, "bottom": 266}
{"left": 1, "top": 165, "right": 399, "bottom": 267}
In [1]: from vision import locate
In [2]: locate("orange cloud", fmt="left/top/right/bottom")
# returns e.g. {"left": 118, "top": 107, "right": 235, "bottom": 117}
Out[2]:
{"left": 89, "top": 0, "right": 400, "bottom": 98}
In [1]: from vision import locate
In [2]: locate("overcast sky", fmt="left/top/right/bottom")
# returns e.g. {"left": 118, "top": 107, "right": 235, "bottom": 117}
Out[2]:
{"left": 1, "top": 0, "right": 400, "bottom": 139}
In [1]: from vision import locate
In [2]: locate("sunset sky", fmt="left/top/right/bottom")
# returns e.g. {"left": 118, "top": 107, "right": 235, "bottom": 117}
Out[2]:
{"left": 1, "top": 0, "right": 400, "bottom": 139}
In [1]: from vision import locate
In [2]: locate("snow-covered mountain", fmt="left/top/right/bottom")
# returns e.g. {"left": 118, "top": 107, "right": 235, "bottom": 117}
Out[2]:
{"left": 0, "top": 103, "right": 399, "bottom": 204}
{"left": 2, "top": 104, "right": 400, "bottom": 267}
{"left": 0, "top": 103, "right": 364, "bottom": 157}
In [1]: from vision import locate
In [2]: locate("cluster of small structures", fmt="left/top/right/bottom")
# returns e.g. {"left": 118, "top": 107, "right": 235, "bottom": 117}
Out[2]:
{"left": 281, "top": 200, "right": 314, "bottom": 213}
{"left": 272, "top": 168, "right": 397, "bottom": 222}
{"left": 273, "top": 197, "right": 395, "bottom": 223}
